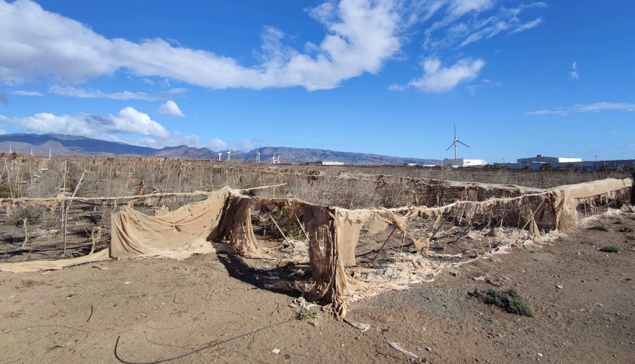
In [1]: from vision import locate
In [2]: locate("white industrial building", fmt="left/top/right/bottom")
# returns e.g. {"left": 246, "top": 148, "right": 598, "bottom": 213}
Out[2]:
{"left": 322, "top": 161, "right": 344, "bottom": 166}
{"left": 443, "top": 158, "right": 488, "bottom": 167}
{"left": 517, "top": 155, "right": 582, "bottom": 164}
{"left": 500, "top": 155, "right": 584, "bottom": 170}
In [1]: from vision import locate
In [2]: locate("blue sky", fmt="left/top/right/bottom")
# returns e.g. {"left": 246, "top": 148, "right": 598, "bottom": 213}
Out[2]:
{"left": 0, "top": 0, "right": 633, "bottom": 162}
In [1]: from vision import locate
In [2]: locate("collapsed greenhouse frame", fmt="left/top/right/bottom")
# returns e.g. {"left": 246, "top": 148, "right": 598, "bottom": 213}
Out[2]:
{"left": 0, "top": 177, "right": 632, "bottom": 319}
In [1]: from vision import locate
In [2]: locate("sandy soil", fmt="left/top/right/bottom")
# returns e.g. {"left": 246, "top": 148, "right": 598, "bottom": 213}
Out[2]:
{"left": 1, "top": 213, "right": 634, "bottom": 364}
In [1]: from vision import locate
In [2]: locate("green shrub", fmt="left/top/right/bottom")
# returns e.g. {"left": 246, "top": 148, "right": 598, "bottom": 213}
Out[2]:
{"left": 297, "top": 308, "right": 318, "bottom": 320}
{"left": 470, "top": 288, "right": 533, "bottom": 317}
{"left": 599, "top": 246, "right": 619, "bottom": 253}
{"left": 0, "top": 184, "right": 11, "bottom": 198}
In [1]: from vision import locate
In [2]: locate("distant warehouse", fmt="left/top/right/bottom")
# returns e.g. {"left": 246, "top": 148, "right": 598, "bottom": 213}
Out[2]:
{"left": 322, "top": 161, "right": 345, "bottom": 166}
{"left": 443, "top": 158, "right": 488, "bottom": 167}
{"left": 501, "top": 154, "right": 635, "bottom": 171}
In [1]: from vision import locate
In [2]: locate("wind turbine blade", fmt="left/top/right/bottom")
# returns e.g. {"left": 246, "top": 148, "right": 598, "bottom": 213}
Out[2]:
{"left": 446, "top": 142, "right": 456, "bottom": 151}
{"left": 457, "top": 140, "right": 470, "bottom": 148}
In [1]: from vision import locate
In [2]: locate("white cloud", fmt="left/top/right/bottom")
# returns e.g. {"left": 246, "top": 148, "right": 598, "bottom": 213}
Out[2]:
{"left": 0, "top": 0, "right": 406, "bottom": 91}
{"left": 157, "top": 100, "right": 184, "bottom": 117}
{"left": 511, "top": 17, "right": 542, "bottom": 33}
{"left": 409, "top": 58, "right": 485, "bottom": 92}
{"left": 11, "top": 90, "right": 43, "bottom": 96}
{"left": 570, "top": 61, "right": 579, "bottom": 80}
{"left": 526, "top": 102, "right": 635, "bottom": 116}
{"left": 0, "top": 107, "right": 170, "bottom": 139}
{"left": 208, "top": 138, "right": 228, "bottom": 151}
{"left": 48, "top": 85, "right": 187, "bottom": 100}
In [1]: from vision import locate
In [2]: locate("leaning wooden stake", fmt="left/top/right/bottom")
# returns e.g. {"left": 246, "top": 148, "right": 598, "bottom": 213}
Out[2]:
{"left": 294, "top": 214, "right": 310, "bottom": 241}
{"left": 371, "top": 226, "right": 398, "bottom": 264}
{"left": 269, "top": 215, "right": 294, "bottom": 248}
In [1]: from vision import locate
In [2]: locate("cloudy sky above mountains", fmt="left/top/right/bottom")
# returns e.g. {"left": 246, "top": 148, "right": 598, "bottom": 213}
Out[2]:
{"left": 0, "top": 0, "right": 633, "bottom": 160}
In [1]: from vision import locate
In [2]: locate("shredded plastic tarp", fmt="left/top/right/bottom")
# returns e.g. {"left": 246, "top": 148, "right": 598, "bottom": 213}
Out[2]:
{"left": 0, "top": 249, "right": 110, "bottom": 273}
{"left": 110, "top": 187, "right": 231, "bottom": 260}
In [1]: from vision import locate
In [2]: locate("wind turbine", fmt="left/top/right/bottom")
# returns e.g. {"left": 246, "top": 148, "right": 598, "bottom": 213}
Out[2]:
{"left": 446, "top": 124, "right": 469, "bottom": 160}
{"left": 256, "top": 150, "right": 260, "bottom": 164}
{"left": 227, "top": 151, "right": 231, "bottom": 161}
{"left": 218, "top": 152, "right": 222, "bottom": 162}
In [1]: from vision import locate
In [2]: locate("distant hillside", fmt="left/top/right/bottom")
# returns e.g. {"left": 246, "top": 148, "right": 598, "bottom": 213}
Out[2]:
{"left": 153, "top": 145, "right": 217, "bottom": 159}
{"left": 0, "top": 134, "right": 156, "bottom": 156}
{"left": 0, "top": 133, "right": 441, "bottom": 165}
{"left": 243, "top": 147, "right": 440, "bottom": 165}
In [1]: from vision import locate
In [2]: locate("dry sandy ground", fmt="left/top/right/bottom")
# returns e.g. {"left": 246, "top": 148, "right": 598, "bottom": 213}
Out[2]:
{"left": 1, "top": 213, "right": 634, "bottom": 364}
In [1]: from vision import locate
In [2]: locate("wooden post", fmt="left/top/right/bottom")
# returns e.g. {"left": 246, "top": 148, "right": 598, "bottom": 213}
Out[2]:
{"left": 62, "top": 199, "right": 67, "bottom": 257}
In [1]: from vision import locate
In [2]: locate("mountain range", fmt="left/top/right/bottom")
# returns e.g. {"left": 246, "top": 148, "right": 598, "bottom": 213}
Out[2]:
{"left": 0, "top": 133, "right": 441, "bottom": 165}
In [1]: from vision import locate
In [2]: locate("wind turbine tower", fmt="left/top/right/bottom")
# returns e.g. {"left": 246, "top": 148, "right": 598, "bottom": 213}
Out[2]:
{"left": 218, "top": 152, "right": 222, "bottom": 162}
{"left": 446, "top": 124, "right": 470, "bottom": 160}
{"left": 256, "top": 150, "right": 261, "bottom": 164}
{"left": 227, "top": 151, "right": 231, "bottom": 161}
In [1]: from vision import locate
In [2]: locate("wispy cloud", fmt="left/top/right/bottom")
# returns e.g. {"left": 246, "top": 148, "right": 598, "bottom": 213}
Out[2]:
{"left": 11, "top": 90, "right": 43, "bottom": 96}
{"left": 48, "top": 85, "right": 187, "bottom": 101}
{"left": 570, "top": 61, "right": 579, "bottom": 79}
{"left": 466, "top": 78, "right": 501, "bottom": 94}
{"left": 409, "top": 58, "right": 485, "bottom": 93}
{"left": 157, "top": 100, "right": 184, "bottom": 117}
{"left": 511, "top": 17, "right": 542, "bottom": 33}
{"left": 387, "top": 83, "right": 405, "bottom": 91}
{"left": 526, "top": 102, "right": 635, "bottom": 115}
{"left": 423, "top": 1, "right": 545, "bottom": 49}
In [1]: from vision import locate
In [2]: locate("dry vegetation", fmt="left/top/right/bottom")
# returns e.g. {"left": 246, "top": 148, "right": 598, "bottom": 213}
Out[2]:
{"left": 0, "top": 153, "right": 631, "bottom": 263}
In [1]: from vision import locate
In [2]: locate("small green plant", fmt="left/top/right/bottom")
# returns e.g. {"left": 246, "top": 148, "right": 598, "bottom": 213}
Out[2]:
{"left": 0, "top": 184, "right": 11, "bottom": 198}
{"left": 592, "top": 221, "right": 611, "bottom": 232}
{"left": 470, "top": 288, "right": 533, "bottom": 317}
{"left": 297, "top": 308, "right": 318, "bottom": 320}
{"left": 599, "top": 246, "right": 619, "bottom": 253}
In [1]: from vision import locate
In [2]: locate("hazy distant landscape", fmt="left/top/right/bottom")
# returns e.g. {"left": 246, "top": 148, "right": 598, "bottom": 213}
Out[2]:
{"left": 0, "top": 133, "right": 441, "bottom": 165}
